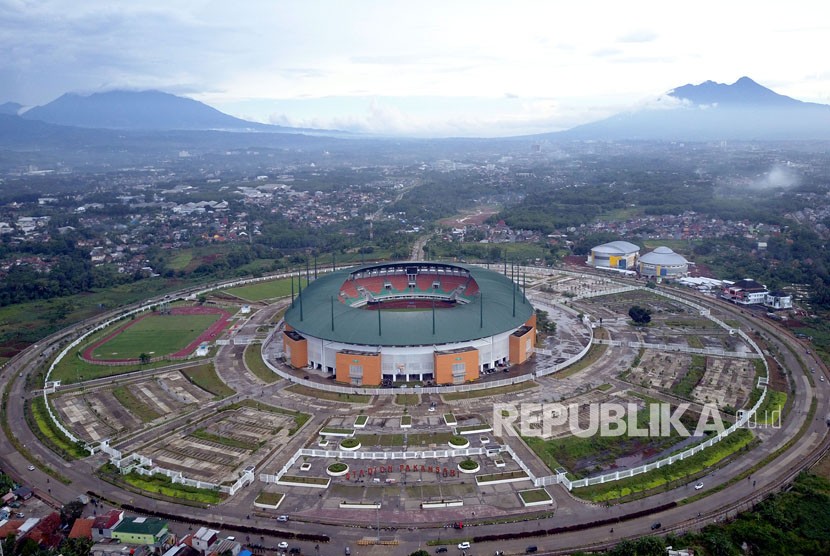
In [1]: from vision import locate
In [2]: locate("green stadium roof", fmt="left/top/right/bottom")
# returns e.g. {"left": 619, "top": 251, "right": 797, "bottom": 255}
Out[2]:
{"left": 283, "top": 262, "right": 533, "bottom": 347}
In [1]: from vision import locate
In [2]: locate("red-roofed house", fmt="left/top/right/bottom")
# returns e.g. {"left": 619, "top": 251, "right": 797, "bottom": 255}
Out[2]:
{"left": 69, "top": 517, "right": 94, "bottom": 539}
{"left": 0, "top": 519, "right": 26, "bottom": 539}
{"left": 92, "top": 509, "right": 124, "bottom": 541}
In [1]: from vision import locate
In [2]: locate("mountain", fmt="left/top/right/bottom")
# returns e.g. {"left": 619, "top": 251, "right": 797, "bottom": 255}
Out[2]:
{"left": 554, "top": 77, "right": 830, "bottom": 141}
{"left": 0, "top": 102, "right": 23, "bottom": 115}
{"left": 20, "top": 90, "right": 319, "bottom": 133}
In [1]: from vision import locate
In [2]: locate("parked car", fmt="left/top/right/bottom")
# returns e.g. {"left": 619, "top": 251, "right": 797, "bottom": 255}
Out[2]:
{"left": 458, "top": 541, "right": 471, "bottom": 549}
{"left": 651, "top": 522, "right": 662, "bottom": 530}
{"left": 695, "top": 482, "right": 704, "bottom": 490}
{"left": 435, "top": 548, "right": 448, "bottom": 554}
{"left": 526, "top": 547, "right": 538, "bottom": 554}
{"left": 277, "top": 515, "right": 289, "bottom": 522}
{"left": 277, "top": 541, "right": 289, "bottom": 549}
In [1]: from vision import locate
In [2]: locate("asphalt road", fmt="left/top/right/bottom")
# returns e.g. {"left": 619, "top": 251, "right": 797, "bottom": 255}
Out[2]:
{"left": 1, "top": 273, "right": 828, "bottom": 556}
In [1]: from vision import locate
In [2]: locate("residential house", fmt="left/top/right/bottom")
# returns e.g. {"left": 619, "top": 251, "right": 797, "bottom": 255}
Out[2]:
{"left": 92, "top": 509, "right": 124, "bottom": 541}
{"left": 111, "top": 516, "right": 169, "bottom": 545}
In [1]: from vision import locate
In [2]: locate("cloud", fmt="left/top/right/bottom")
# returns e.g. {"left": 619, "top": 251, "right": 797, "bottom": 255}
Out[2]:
{"left": 591, "top": 47, "right": 622, "bottom": 58}
{"left": 617, "top": 30, "right": 658, "bottom": 43}
{"left": 264, "top": 95, "right": 626, "bottom": 138}
{"left": 751, "top": 164, "right": 801, "bottom": 190}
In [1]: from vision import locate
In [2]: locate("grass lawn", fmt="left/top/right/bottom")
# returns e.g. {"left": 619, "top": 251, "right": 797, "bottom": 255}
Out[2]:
{"left": 395, "top": 393, "right": 420, "bottom": 406}
{"left": 518, "top": 488, "right": 552, "bottom": 503}
{"left": 574, "top": 428, "right": 755, "bottom": 502}
{"left": 49, "top": 317, "right": 207, "bottom": 384}
{"left": 286, "top": 384, "right": 370, "bottom": 404}
{"left": 224, "top": 277, "right": 294, "bottom": 302}
{"left": 755, "top": 390, "right": 787, "bottom": 425}
{"left": 220, "top": 399, "right": 310, "bottom": 434}
{"left": 244, "top": 344, "right": 279, "bottom": 383}
{"left": 181, "top": 364, "right": 235, "bottom": 399}
{"left": 523, "top": 407, "right": 697, "bottom": 478}
{"left": 255, "top": 491, "right": 285, "bottom": 506}
{"left": 91, "top": 313, "right": 220, "bottom": 360}
{"left": 26, "top": 396, "right": 87, "bottom": 459}
{"left": 112, "top": 386, "right": 163, "bottom": 422}
{"left": 168, "top": 251, "right": 194, "bottom": 271}
{"left": 442, "top": 381, "right": 536, "bottom": 401}
{"left": 120, "top": 470, "right": 223, "bottom": 504}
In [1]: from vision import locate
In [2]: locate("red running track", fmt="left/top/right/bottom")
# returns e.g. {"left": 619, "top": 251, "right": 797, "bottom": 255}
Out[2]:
{"left": 81, "top": 306, "right": 232, "bottom": 363}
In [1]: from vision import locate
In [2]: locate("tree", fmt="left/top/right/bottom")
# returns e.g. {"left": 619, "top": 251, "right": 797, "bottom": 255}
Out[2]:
{"left": 60, "top": 500, "right": 86, "bottom": 527}
{"left": 535, "top": 309, "right": 557, "bottom": 334}
{"left": 139, "top": 353, "right": 151, "bottom": 365}
{"left": 408, "top": 551, "right": 430, "bottom": 556}
{"left": 629, "top": 305, "right": 652, "bottom": 325}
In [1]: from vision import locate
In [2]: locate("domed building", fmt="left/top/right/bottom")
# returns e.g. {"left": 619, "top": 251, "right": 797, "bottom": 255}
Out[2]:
{"left": 587, "top": 241, "right": 640, "bottom": 271}
{"left": 281, "top": 262, "right": 536, "bottom": 387}
{"left": 638, "top": 246, "right": 689, "bottom": 278}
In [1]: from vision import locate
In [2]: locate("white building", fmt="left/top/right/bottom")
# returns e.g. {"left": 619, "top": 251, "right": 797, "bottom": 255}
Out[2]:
{"left": 588, "top": 241, "right": 640, "bottom": 270}
{"left": 638, "top": 246, "right": 689, "bottom": 278}
{"left": 764, "top": 291, "right": 793, "bottom": 310}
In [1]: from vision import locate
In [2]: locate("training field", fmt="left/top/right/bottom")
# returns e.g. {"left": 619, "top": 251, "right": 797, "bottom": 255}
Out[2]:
{"left": 85, "top": 307, "right": 230, "bottom": 362}
{"left": 224, "top": 277, "right": 296, "bottom": 302}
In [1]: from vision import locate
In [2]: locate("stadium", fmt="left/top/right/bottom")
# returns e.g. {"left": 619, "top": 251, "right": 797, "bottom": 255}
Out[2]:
{"left": 281, "top": 262, "right": 536, "bottom": 386}
{"left": 587, "top": 240, "right": 640, "bottom": 271}
{"left": 638, "top": 246, "right": 689, "bottom": 278}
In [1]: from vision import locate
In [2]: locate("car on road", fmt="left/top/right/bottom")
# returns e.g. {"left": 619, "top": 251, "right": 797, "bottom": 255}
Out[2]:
{"left": 651, "top": 522, "right": 662, "bottom": 530}
{"left": 27, "top": 465, "right": 34, "bottom": 471}
{"left": 277, "top": 541, "right": 289, "bottom": 549}
{"left": 345, "top": 547, "right": 351, "bottom": 555}
{"left": 526, "top": 547, "right": 538, "bottom": 554}
{"left": 277, "top": 515, "right": 289, "bottom": 522}
{"left": 458, "top": 541, "right": 471, "bottom": 549}
{"left": 695, "top": 482, "right": 704, "bottom": 490}
{"left": 428, "top": 406, "right": 436, "bottom": 412}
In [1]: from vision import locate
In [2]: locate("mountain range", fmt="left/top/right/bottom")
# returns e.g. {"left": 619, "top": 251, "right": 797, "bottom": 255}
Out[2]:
{"left": 554, "top": 77, "right": 830, "bottom": 141}
{"left": 2, "top": 77, "right": 830, "bottom": 144}
{"left": 19, "top": 90, "right": 312, "bottom": 133}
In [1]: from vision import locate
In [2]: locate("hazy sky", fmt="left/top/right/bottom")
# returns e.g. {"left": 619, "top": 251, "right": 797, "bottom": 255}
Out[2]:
{"left": 2, "top": 0, "right": 829, "bottom": 137}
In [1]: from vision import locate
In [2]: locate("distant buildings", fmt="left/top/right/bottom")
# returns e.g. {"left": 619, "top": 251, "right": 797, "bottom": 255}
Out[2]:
{"left": 587, "top": 241, "right": 640, "bottom": 270}
{"left": 721, "top": 279, "right": 769, "bottom": 305}
{"left": 587, "top": 241, "right": 691, "bottom": 279}
{"left": 638, "top": 246, "right": 689, "bottom": 278}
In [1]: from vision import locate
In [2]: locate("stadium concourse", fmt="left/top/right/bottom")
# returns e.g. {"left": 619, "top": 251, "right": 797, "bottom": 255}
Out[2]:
{"left": 281, "top": 261, "right": 537, "bottom": 386}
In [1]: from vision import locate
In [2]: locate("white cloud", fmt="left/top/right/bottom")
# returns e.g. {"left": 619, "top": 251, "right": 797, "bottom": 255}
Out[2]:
{"left": 1, "top": 0, "right": 829, "bottom": 136}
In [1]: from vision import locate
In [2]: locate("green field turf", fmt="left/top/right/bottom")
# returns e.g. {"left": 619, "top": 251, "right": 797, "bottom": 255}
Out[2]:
{"left": 224, "top": 277, "right": 296, "bottom": 302}
{"left": 91, "top": 313, "right": 221, "bottom": 360}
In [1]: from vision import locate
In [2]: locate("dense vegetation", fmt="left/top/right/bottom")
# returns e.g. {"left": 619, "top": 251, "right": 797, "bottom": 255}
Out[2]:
{"left": 596, "top": 472, "right": 830, "bottom": 556}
